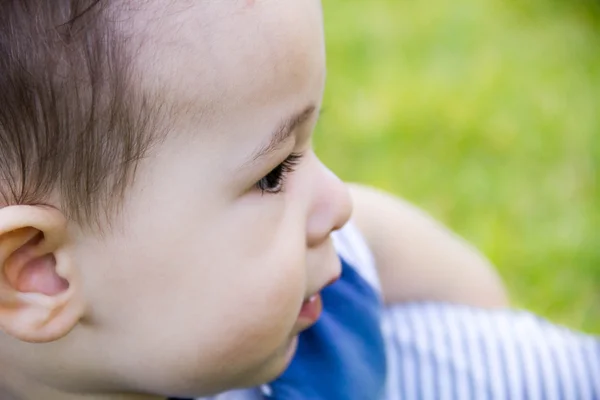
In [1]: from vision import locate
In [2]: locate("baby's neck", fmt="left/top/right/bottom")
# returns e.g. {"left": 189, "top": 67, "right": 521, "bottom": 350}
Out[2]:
{"left": 0, "top": 386, "right": 20, "bottom": 400}
{"left": 0, "top": 370, "right": 165, "bottom": 400}
{"left": 2, "top": 387, "right": 166, "bottom": 400}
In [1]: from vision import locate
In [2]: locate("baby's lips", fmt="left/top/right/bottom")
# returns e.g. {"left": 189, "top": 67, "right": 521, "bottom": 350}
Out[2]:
{"left": 297, "top": 294, "right": 323, "bottom": 326}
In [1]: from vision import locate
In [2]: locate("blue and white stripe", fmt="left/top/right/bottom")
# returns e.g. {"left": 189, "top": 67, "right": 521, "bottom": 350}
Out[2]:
{"left": 383, "top": 302, "right": 600, "bottom": 400}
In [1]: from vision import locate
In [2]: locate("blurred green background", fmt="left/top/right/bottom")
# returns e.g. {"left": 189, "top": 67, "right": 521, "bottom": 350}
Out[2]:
{"left": 316, "top": 0, "right": 600, "bottom": 333}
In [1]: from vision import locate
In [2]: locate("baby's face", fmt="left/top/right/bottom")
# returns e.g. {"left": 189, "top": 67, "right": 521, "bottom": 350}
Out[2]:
{"left": 63, "top": 0, "right": 350, "bottom": 397}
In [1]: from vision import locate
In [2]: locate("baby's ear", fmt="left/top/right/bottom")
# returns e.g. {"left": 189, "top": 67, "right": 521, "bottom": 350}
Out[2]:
{"left": 0, "top": 206, "right": 84, "bottom": 343}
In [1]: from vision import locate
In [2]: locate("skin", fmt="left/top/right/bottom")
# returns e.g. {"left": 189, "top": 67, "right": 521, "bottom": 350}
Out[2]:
{"left": 349, "top": 184, "right": 508, "bottom": 307}
{"left": 0, "top": 1, "right": 507, "bottom": 399}
{"left": 0, "top": 1, "right": 350, "bottom": 399}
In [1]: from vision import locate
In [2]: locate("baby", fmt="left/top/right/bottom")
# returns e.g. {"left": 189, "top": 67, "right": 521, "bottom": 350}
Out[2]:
{"left": 0, "top": 1, "right": 597, "bottom": 400}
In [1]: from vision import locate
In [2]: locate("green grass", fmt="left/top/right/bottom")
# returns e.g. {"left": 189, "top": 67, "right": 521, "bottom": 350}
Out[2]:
{"left": 317, "top": 0, "right": 600, "bottom": 333}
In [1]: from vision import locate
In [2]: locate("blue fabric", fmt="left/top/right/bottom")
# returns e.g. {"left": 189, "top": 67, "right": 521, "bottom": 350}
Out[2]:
{"left": 268, "top": 256, "right": 387, "bottom": 400}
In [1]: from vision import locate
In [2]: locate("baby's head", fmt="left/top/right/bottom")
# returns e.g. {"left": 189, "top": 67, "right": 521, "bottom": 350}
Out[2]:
{"left": 0, "top": 1, "right": 351, "bottom": 398}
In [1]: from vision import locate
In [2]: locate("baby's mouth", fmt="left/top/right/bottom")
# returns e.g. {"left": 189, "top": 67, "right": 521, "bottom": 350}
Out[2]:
{"left": 296, "top": 294, "right": 323, "bottom": 328}
{"left": 294, "top": 274, "right": 340, "bottom": 330}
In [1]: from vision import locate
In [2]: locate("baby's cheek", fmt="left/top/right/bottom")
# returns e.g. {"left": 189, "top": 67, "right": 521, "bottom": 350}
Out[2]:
{"left": 162, "top": 218, "right": 307, "bottom": 390}
{"left": 219, "top": 259, "right": 303, "bottom": 350}
{"left": 211, "top": 260, "right": 304, "bottom": 366}
{"left": 174, "top": 277, "right": 301, "bottom": 391}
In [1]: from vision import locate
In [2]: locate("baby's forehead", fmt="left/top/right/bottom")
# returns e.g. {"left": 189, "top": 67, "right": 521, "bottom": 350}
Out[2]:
{"left": 127, "top": 0, "right": 325, "bottom": 122}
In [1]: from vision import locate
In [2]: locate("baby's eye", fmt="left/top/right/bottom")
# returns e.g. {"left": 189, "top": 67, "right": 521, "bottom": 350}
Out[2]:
{"left": 256, "top": 153, "right": 303, "bottom": 194}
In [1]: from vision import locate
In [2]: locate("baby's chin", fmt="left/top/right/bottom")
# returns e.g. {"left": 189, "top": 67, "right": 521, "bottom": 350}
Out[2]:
{"left": 277, "top": 334, "right": 300, "bottom": 374}
{"left": 181, "top": 334, "right": 300, "bottom": 398}
{"left": 238, "top": 334, "right": 299, "bottom": 387}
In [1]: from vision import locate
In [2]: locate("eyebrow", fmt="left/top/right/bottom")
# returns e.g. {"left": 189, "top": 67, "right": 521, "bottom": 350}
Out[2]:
{"left": 248, "top": 105, "right": 317, "bottom": 163}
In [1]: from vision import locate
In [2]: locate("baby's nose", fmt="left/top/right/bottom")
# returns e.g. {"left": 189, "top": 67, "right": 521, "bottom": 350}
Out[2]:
{"left": 306, "top": 163, "right": 352, "bottom": 248}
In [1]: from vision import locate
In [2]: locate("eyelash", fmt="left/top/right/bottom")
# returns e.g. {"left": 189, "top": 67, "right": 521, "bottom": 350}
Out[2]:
{"left": 256, "top": 153, "right": 303, "bottom": 194}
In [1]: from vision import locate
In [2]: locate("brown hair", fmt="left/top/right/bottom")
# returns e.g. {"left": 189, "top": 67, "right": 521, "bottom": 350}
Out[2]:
{"left": 0, "top": 0, "right": 160, "bottom": 229}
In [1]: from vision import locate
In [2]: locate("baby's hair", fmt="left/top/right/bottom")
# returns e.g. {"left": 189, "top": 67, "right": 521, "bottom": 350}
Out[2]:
{"left": 0, "top": 0, "right": 161, "bottom": 229}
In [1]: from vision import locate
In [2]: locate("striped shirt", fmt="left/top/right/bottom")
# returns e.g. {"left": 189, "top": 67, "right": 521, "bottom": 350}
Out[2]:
{"left": 383, "top": 302, "right": 600, "bottom": 400}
